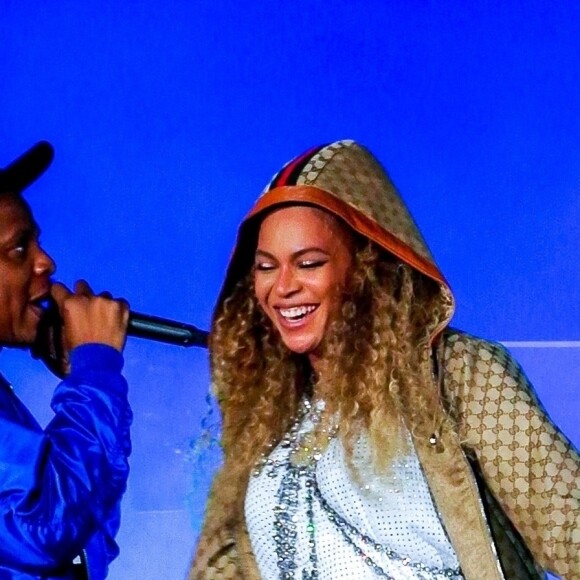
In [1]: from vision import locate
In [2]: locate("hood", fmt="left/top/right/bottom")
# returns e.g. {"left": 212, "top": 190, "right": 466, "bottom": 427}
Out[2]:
{"left": 216, "top": 139, "right": 455, "bottom": 340}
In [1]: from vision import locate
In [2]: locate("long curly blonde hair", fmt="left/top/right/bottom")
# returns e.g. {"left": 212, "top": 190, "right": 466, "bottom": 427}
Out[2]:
{"left": 208, "top": 227, "right": 450, "bottom": 529}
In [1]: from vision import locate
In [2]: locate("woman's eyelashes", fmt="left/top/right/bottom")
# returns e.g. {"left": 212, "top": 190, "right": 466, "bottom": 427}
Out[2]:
{"left": 254, "top": 260, "right": 276, "bottom": 272}
{"left": 298, "top": 259, "right": 327, "bottom": 269}
{"left": 254, "top": 258, "right": 328, "bottom": 272}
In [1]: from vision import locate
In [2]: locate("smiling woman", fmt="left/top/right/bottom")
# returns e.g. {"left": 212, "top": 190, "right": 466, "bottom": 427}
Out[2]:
{"left": 253, "top": 205, "right": 354, "bottom": 369}
{"left": 189, "top": 140, "right": 580, "bottom": 580}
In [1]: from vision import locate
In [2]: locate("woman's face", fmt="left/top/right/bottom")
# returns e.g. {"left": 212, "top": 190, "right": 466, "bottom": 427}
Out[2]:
{"left": 253, "top": 205, "right": 354, "bottom": 370}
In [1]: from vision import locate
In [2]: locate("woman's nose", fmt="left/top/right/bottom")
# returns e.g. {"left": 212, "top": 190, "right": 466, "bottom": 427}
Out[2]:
{"left": 275, "top": 266, "right": 300, "bottom": 296}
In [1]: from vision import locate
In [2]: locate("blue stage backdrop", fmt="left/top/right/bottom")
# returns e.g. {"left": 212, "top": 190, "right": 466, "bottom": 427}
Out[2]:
{"left": 2, "top": 2, "right": 579, "bottom": 578}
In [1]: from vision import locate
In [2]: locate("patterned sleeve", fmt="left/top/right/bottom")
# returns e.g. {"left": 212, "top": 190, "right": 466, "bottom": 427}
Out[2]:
{"left": 443, "top": 332, "right": 580, "bottom": 578}
{"left": 189, "top": 467, "right": 241, "bottom": 580}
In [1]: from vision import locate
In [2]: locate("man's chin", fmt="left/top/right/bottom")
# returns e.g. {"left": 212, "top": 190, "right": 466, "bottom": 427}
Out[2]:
{"left": 1, "top": 336, "right": 35, "bottom": 349}
{"left": 7, "top": 326, "right": 40, "bottom": 350}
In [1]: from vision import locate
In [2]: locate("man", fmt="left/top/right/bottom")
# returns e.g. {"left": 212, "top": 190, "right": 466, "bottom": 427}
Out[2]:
{"left": 0, "top": 141, "right": 132, "bottom": 579}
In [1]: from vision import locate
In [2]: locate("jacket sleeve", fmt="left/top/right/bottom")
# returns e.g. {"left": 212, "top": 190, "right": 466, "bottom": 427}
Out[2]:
{"left": 0, "top": 343, "right": 132, "bottom": 572}
{"left": 189, "top": 465, "right": 242, "bottom": 580}
{"left": 443, "top": 332, "right": 580, "bottom": 578}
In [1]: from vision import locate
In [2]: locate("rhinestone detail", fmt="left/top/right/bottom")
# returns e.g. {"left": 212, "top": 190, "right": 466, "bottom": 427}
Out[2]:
{"left": 253, "top": 399, "right": 463, "bottom": 579}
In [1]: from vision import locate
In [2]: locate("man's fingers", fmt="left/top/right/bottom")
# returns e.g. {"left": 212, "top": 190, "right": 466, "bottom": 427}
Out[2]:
{"left": 51, "top": 281, "right": 123, "bottom": 309}
{"left": 50, "top": 282, "right": 72, "bottom": 306}
{"left": 118, "top": 298, "right": 131, "bottom": 324}
{"left": 74, "top": 279, "right": 94, "bottom": 296}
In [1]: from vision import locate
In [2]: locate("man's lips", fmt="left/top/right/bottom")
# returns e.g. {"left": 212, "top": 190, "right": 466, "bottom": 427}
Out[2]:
{"left": 27, "top": 302, "right": 44, "bottom": 320}
{"left": 28, "top": 289, "right": 52, "bottom": 317}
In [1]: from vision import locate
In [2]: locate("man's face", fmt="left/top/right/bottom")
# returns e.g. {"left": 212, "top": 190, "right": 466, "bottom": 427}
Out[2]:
{"left": 0, "top": 193, "right": 55, "bottom": 346}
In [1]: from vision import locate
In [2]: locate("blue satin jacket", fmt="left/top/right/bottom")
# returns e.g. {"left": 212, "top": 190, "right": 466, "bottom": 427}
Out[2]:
{"left": 0, "top": 344, "right": 132, "bottom": 579}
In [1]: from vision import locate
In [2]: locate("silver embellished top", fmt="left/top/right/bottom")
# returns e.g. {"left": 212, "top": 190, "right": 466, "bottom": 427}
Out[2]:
{"left": 245, "top": 400, "right": 464, "bottom": 579}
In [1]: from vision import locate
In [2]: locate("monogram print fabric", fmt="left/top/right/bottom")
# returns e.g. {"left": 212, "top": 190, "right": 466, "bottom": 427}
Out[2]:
{"left": 442, "top": 331, "right": 580, "bottom": 578}
{"left": 291, "top": 141, "right": 435, "bottom": 263}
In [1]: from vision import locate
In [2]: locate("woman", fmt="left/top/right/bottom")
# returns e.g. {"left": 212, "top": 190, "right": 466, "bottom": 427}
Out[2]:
{"left": 190, "top": 140, "right": 579, "bottom": 579}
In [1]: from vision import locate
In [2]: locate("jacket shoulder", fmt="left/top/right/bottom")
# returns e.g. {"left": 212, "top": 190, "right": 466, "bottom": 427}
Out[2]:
{"left": 440, "top": 328, "right": 524, "bottom": 382}
{"left": 437, "top": 328, "right": 540, "bottom": 425}
{"left": 442, "top": 327, "right": 507, "bottom": 355}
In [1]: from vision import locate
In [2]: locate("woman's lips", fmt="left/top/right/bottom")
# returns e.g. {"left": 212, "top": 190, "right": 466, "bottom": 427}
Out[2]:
{"left": 275, "top": 304, "right": 318, "bottom": 328}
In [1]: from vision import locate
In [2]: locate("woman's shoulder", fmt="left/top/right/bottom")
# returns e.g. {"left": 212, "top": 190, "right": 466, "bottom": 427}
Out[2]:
{"left": 439, "top": 327, "right": 533, "bottom": 399}
{"left": 441, "top": 327, "right": 514, "bottom": 366}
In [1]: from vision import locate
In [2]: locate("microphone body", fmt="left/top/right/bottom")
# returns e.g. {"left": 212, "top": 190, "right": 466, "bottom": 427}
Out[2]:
{"left": 38, "top": 297, "right": 209, "bottom": 349}
{"left": 128, "top": 312, "right": 209, "bottom": 347}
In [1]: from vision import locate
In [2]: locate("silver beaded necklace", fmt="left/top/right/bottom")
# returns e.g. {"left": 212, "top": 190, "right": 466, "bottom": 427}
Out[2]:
{"left": 253, "top": 398, "right": 464, "bottom": 580}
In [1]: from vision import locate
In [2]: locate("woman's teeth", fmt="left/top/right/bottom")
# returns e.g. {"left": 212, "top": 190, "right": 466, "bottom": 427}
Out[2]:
{"left": 280, "top": 305, "right": 316, "bottom": 320}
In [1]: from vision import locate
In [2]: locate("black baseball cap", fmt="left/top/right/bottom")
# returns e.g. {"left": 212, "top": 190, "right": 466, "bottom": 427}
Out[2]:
{"left": 0, "top": 141, "right": 54, "bottom": 195}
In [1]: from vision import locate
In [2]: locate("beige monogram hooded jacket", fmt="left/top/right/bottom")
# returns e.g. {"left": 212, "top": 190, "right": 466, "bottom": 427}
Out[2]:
{"left": 190, "top": 140, "right": 580, "bottom": 579}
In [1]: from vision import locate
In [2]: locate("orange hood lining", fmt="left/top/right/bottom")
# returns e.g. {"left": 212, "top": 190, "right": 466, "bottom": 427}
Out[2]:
{"left": 245, "top": 185, "right": 450, "bottom": 290}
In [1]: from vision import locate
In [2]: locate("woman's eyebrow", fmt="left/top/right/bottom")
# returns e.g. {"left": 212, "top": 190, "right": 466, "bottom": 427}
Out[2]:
{"left": 254, "top": 247, "right": 330, "bottom": 260}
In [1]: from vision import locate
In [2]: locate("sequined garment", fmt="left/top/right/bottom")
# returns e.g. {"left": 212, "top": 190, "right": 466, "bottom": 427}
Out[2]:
{"left": 246, "top": 400, "right": 464, "bottom": 579}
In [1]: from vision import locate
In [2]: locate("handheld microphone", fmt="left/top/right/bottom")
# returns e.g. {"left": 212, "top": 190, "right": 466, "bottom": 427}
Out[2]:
{"left": 38, "top": 297, "right": 209, "bottom": 349}
{"left": 32, "top": 297, "right": 209, "bottom": 378}
{"left": 128, "top": 312, "right": 208, "bottom": 348}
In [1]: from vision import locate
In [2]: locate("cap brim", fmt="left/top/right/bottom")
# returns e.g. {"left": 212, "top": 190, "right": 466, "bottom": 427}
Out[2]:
{"left": 0, "top": 141, "right": 54, "bottom": 194}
